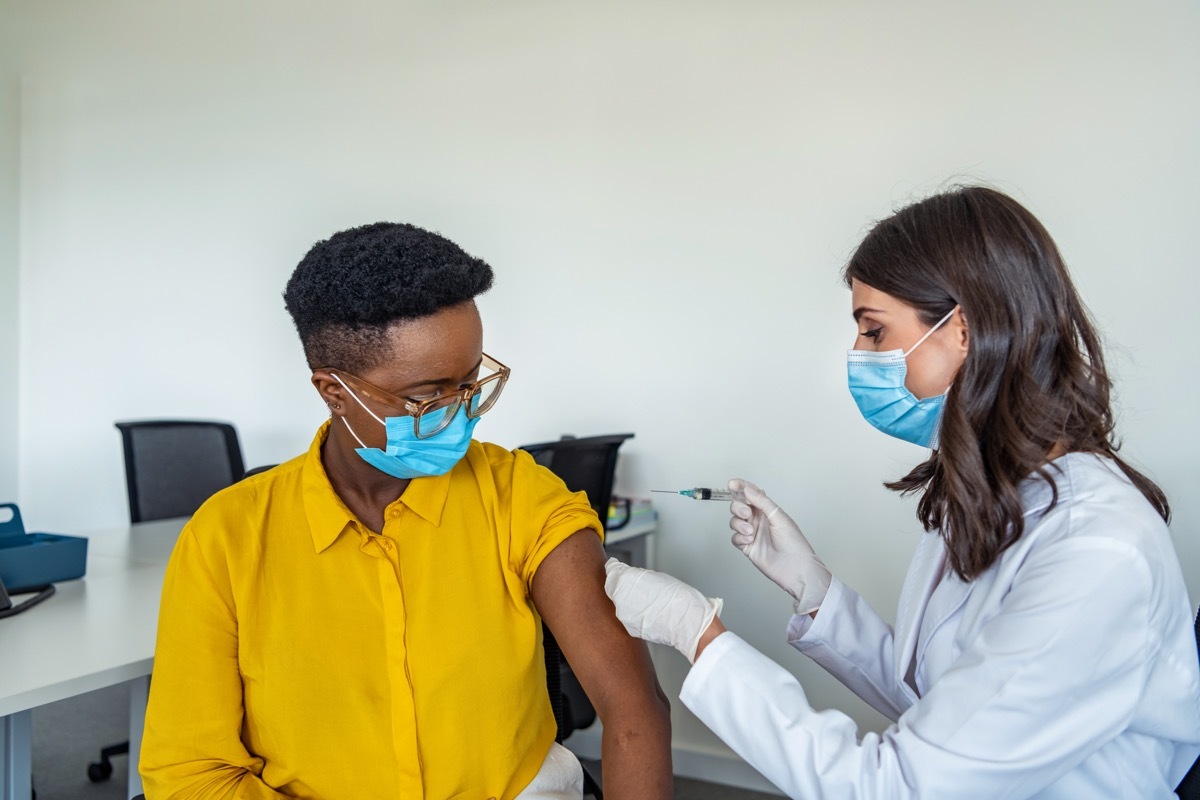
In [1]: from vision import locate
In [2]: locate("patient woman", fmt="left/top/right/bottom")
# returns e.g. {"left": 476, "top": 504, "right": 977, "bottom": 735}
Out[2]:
{"left": 139, "top": 223, "right": 671, "bottom": 799}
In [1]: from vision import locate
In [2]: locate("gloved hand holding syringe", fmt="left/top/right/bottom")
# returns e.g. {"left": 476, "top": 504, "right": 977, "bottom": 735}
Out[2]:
{"left": 649, "top": 480, "right": 831, "bottom": 617}
{"left": 608, "top": 478, "right": 832, "bottom": 666}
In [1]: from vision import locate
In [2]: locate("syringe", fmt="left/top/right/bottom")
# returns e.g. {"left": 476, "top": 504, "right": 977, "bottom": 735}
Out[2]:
{"left": 652, "top": 488, "right": 744, "bottom": 501}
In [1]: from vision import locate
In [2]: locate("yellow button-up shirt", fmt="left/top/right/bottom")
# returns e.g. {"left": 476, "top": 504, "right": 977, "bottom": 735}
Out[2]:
{"left": 140, "top": 422, "right": 602, "bottom": 799}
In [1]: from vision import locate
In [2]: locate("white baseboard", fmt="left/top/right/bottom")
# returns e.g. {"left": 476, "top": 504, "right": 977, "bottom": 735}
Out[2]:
{"left": 564, "top": 727, "right": 783, "bottom": 796}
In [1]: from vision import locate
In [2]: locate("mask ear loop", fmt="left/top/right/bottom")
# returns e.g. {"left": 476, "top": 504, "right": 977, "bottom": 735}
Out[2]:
{"left": 903, "top": 307, "right": 958, "bottom": 357}
{"left": 330, "top": 374, "right": 382, "bottom": 448}
{"left": 340, "top": 417, "right": 369, "bottom": 449}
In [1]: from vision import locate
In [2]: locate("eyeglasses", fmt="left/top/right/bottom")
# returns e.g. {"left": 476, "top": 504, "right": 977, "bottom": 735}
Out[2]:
{"left": 322, "top": 353, "right": 510, "bottom": 439}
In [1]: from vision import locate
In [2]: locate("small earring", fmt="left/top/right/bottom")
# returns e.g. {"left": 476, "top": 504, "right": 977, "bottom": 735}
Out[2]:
{"left": 329, "top": 403, "right": 341, "bottom": 411}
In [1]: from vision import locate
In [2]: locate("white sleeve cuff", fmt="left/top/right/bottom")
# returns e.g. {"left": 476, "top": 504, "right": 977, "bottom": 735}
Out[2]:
{"left": 683, "top": 630, "right": 742, "bottom": 697}
{"left": 786, "top": 575, "right": 845, "bottom": 647}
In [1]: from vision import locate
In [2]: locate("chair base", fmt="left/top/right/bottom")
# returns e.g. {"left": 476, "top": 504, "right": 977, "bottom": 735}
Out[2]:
{"left": 87, "top": 739, "right": 129, "bottom": 782}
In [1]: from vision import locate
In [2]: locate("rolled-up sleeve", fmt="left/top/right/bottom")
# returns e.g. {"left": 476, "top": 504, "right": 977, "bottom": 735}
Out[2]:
{"left": 509, "top": 449, "right": 604, "bottom": 587}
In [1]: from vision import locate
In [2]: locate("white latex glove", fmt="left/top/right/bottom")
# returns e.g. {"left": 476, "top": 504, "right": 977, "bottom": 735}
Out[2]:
{"left": 603, "top": 558, "right": 723, "bottom": 664}
{"left": 728, "top": 478, "right": 832, "bottom": 616}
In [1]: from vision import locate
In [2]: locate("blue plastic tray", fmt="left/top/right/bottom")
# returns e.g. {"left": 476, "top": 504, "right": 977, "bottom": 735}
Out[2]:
{"left": 0, "top": 503, "right": 88, "bottom": 593}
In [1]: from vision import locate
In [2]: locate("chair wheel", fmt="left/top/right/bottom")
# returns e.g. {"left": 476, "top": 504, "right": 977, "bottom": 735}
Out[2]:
{"left": 87, "top": 760, "right": 113, "bottom": 782}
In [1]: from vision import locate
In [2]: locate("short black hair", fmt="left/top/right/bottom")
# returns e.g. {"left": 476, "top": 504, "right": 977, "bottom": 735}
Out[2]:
{"left": 283, "top": 222, "right": 494, "bottom": 372}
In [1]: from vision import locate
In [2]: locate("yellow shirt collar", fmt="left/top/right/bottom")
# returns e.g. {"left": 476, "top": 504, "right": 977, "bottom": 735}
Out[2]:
{"left": 302, "top": 420, "right": 453, "bottom": 553}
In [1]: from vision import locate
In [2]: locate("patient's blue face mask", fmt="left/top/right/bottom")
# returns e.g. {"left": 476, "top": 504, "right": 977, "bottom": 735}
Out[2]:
{"left": 847, "top": 308, "right": 957, "bottom": 449}
{"left": 333, "top": 375, "right": 479, "bottom": 480}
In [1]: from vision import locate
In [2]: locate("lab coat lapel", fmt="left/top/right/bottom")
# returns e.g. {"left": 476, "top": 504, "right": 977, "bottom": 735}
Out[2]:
{"left": 893, "top": 533, "right": 946, "bottom": 688}
{"left": 912, "top": 565, "right": 973, "bottom": 682}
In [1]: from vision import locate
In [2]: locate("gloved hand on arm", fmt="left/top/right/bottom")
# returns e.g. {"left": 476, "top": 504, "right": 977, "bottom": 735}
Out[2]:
{"left": 728, "top": 478, "right": 832, "bottom": 616}
{"left": 603, "top": 558, "right": 723, "bottom": 663}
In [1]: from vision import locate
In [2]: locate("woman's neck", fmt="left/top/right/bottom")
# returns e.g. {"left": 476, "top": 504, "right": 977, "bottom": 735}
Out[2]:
{"left": 321, "top": 423, "right": 410, "bottom": 533}
{"left": 1045, "top": 442, "right": 1069, "bottom": 463}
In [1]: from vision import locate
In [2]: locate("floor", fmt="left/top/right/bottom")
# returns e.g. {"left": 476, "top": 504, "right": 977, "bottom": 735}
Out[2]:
{"left": 33, "top": 684, "right": 131, "bottom": 800}
{"left": 578, "top": 759, "right": 779, "bottom": 799}
{"left": 32, "top": 684, "right": 779, "bottom": 799}
{"left": 672, "top": 777, "right": 778, "bottom": 800}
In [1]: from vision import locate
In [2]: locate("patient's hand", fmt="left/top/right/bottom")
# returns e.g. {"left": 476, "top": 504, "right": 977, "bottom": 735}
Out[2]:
{"left": 531, "top": 532, "right": 672, "bottom": 799}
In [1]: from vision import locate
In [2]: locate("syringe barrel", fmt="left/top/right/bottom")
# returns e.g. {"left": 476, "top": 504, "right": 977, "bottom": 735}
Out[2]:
{"left": 690, "top": 488, "right": 742, "bottom": 501}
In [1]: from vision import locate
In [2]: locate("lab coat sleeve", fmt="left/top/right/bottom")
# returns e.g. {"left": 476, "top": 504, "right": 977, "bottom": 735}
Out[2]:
{"left": 785, "top": 577, "right": 913, "bottom": 721}
{"left": 139, "top": 524, "right": 290, "bottom": 800}
{"left": 681, "top": 537, "right": 1155, "bottom": 799}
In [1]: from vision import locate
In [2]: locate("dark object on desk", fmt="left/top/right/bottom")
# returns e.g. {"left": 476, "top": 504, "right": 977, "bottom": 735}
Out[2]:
{"left": 88, "top": 420, "right": 247, "bottom": 785}
{"left": 1177, "top": 606, "right": 1200, "bottom": 798}
{"left": 0, "top": 502, "right": 87, "bottom": 596}
{"left": 114, "top": 419, "right": 246, "bottom": 523}
{"left": 0, "top": 574, "right": 55, "bottom": 620}
{"left": 521, "top": 432, "right": 635, "bottom": 800}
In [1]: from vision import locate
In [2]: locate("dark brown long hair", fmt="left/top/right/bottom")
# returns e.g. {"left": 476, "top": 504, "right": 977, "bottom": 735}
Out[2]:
{"left": 844, "top": 186, "right": 1169, "bottom": 580}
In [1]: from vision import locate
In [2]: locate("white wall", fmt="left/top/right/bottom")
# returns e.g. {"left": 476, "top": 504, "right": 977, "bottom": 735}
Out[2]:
{"left": 0, "top": 4, "right": 19, "bottom": 503}
{"left": 10, "top": 0, "right": 1200, "bottom": 790}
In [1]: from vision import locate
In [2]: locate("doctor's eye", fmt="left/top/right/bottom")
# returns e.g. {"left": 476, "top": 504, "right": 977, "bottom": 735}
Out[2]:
{"left": 862, "top": 327, "right": 883, "bottom": 340}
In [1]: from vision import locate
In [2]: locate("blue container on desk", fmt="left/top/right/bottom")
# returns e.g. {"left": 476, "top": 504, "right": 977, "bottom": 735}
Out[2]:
{"left": 0, "top": 503, "right": 88, "bottom": 592}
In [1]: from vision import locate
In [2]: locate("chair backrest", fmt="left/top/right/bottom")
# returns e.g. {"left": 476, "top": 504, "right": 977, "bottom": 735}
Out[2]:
{"left": 115, "top": 420, "right": 246, "bottom": 523}
{"left": 519, "top": 433, "right": 634, "bottom": 744}
{"left": 242, "top": 463, "right": 278, "bottom": 479}
{"left": 519, "top": 433, "right": 634, "bottom": 529}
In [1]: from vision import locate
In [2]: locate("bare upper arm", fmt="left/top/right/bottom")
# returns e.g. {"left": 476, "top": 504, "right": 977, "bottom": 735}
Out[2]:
{"left": 529, "top": 530, "right": 665, "bottom": 716}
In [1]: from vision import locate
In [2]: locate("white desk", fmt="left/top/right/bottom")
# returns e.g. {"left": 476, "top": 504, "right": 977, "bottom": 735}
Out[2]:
{"left": 0, "top": 518, "right": 185, "bottom": 800}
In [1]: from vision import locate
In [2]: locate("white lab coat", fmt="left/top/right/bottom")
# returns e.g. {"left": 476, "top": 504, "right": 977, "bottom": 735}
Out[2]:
{"left": 681, "top": 453, "right": 1200, "bottom": 798}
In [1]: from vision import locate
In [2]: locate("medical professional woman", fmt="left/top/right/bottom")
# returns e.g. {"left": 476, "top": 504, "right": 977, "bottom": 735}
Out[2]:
{"left": 605, "top": 186, "right": 1200, "bottom": 798}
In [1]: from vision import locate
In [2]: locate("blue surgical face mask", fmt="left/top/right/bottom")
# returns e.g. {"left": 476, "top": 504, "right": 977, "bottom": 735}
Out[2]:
{"left": 847, "top": 308, "right": 957, "bottom": 448}
{"left": 333, "top": 375, "right": 479, "bottom": 480}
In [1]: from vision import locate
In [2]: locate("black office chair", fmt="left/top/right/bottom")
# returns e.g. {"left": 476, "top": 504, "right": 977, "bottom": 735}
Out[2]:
{"left": 1177, "top": 606, "right": 1200, "bottom": 798}
{"left": 522, "top": 432, "right": 635, "bottom": 799}
{"left": 114, "top": 420, "right": 246, "bottom": 524}
{"left": 89, "top": 420, "right": 246, "bottom": 784}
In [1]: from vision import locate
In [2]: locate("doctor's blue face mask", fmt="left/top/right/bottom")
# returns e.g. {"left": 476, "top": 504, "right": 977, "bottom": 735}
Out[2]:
{"left": 332, "top": 374, "right": 480, "bottom": 480}
{"left": 847, "top": 307, "right": 957, "bottom": 449}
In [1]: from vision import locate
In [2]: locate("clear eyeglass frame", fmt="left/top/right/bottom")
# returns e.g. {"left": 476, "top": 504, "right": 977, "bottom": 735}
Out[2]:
{"left": 322, "top": 353, "right": 510, "bottom": 439}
